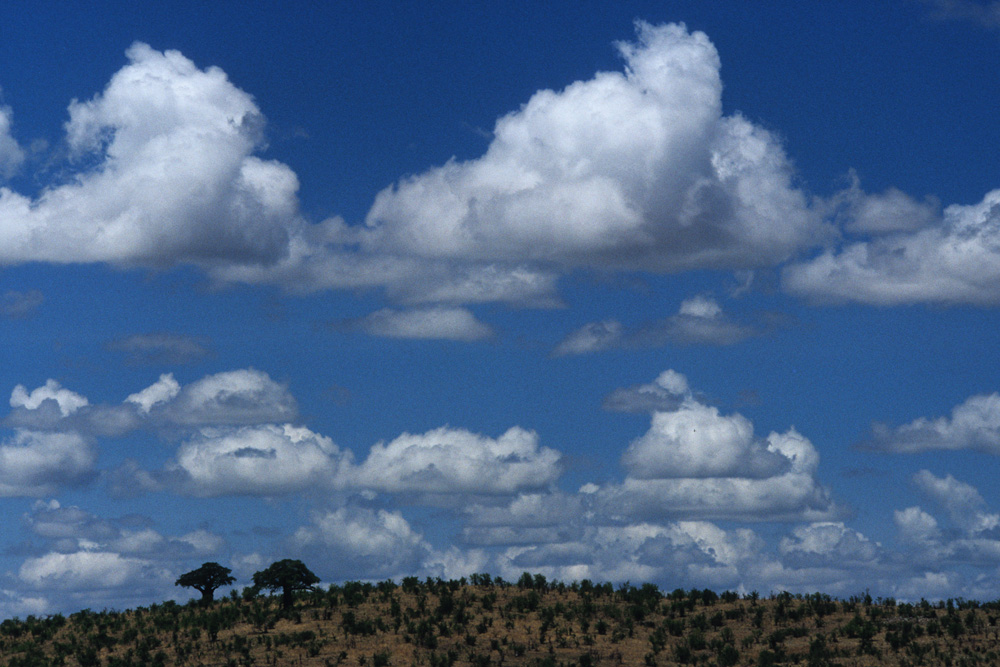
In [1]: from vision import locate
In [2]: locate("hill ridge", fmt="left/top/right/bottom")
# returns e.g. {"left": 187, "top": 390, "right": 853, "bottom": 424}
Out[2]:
{"left": 2, "top": 574, "right": 999, "bottom": 666}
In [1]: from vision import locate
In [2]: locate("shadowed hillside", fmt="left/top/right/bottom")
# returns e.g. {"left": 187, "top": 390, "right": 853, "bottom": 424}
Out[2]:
{"left": 3, "top": 574, "right": 1000, "bottom": 666}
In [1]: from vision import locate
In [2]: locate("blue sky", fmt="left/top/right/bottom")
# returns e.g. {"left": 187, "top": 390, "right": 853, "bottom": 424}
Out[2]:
{"left": 2, "top": 0, "right": 1000, "bottom": 615}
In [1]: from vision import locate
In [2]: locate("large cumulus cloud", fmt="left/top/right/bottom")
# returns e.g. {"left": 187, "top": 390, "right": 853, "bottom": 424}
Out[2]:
{"left": 217, "top": 22, "right": 827, "bottom": 306}
{"left": 0, "top": 43, "right": 301, "bottom": 268}
{"left": 594, "top": 370, "right": 839, "bottom": 522}
{"left": 0, "top": 27, "right": 827, "bottom": 310}
{"left": 362, "top": 23, "right": 823, "bottom": 274}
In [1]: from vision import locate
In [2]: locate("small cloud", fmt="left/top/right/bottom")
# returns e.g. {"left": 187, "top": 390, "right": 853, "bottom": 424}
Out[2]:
{"left": 10, "top": 380, "right": 88, "bottom": 417}
{"left": 912, "top": 470, "right": 1000, "bottom": 535}
{"left": 922, "top": 0, "right": 1000, "bottom": 30}
{"left": 106, "top": 333, "right": 211, "bottom": 366}
{"left": 778, "top": 522, "right": 880, "bottom": 568}
{"left": 552, "top": 320, "right": 624, "bottom": 356}
{"left": 125, "top": 373, "right": 181, "bottom": 414}
{"left": 642, "top": 296, "right": 758, "bottom": 347}
{"left": 336, "top": 306, "right": 494, "bottom": 342}
{"left": 1, "top": 290, "right": 43, "bottom": 319}
{"left": 161, "top": 368, "right": 298, "bottom": 427}
{"left": 322, "top": 384, "right": 351, "bottom": 406}
{"left": 0, "top": 103, "right": 25, "bottom": 179}
{"left": 603, "top": 369, "right": 691, "bottom": 413}
{"left": 554, "top": 296, "right": 758, "bottom": 356}
{"left": 104, "top": 460, "right": 165, "bottom": 498}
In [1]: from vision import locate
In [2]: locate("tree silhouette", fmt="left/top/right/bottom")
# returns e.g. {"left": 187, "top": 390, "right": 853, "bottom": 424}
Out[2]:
{"left": 175, "top": 562, "right": 236, "bottom": 605}
{"left": 252, "top": 559, "right": 320, "bottom": 609}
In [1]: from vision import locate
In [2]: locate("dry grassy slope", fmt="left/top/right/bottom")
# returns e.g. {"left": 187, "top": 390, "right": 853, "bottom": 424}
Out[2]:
{"left": 2, "top": 578, "right": 1000, "bottom": 666}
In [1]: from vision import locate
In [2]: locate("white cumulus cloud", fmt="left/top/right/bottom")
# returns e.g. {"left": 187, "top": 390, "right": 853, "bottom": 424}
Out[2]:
{"left": 161, "top": 368, "right": 298, "bottom": 426}
{"left": 351, "top": 426, "right": 561, "bottom": 496}
{"left": 293, "top": 507, "right": 432, "bottom": 579}
{"left": 125, "top": 373, "right": 181, "bottom": 414}
{"left": 364, "top": 23, "right": 823, "bottom": 275}
{"left": 778, "top": 522, "right": 880, "bottom": 567}
{"left": 0, "top": 431, "right": 96, "bottom": 496}
{"left": 220, "top": 22, "right": 827, "bottom": 306}
{"left": 10, "top": 380, "right": 89, "bottom": 417}
{"left": 785, "top": 189, "right": 1000, "bottom": 305}
{"left": 602, "top": 369, "right": 692, "bottom": 413}
{"left": 17, "top": 550, "right": 176, "bottom": 611}
{"left": 894, "top": 506, "right": 943, "bottom": 546}
{"left": 0, "top": 43, "right": 302, "bottom": 269}
{"left": 593, "top": 372, "right": 837, "bottom": 522}
{"left": 861, "top": 392, "right": 1000, "bottom": 454}
{"left": 170, "top": 423, "right": 347, "bottom": 497}
{"left": 912, "top": 470, "right": 1000, "bottom": 536}
{"left": 622, "top": 401, "right": 791, "bottom": 479}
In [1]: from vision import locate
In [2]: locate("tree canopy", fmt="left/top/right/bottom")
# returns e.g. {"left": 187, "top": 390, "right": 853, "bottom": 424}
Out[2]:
{"left": 252, "top": 559, "right": 320, "bottom": 609}
{"left": 175, "top": 562, "right": 236, "bottom": 604}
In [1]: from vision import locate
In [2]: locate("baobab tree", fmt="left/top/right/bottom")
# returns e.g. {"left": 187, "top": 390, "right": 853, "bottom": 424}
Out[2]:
{"left": 175, "top": 562, "right": 236, "bottom": 605}
{"left": 252, "top": 559, "right": 320, "bottom": 610}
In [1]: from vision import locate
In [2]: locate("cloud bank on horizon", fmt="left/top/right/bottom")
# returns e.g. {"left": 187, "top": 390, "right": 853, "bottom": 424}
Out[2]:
{"left": 5, "top": 366, "right": 1000, "bottom": 614}
{"left": 1, "top": 7, "right": 999, "bottom": 617}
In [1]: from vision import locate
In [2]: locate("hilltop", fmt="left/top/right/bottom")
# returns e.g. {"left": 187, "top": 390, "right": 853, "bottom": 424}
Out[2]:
{"left": 2, "top": 574, "right": 999, "bottom": 666}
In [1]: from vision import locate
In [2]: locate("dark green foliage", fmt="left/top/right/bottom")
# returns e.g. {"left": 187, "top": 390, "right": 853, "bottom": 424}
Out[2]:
{"left": 76, "top": 645, "right": 101, "bottom": 667}
{"left": 757, "top": 648, "right": 779, "bottom": 667}
{"left": 468, "top": 573, "right": 493, "bottom": 587}
{"left": 175, "top": 562, "right": 236, "bottom": 605}
{"left": 717, "top": 642, "right": 740, "bottom": 667}
{"left": 252, "top": 559, "right": 320, "bottom": 610}
{"left": 807, "top": 633, "right": 833, "bottom": 667}
{"left": 342, "top": 610, "right": 377, "bottom": 636}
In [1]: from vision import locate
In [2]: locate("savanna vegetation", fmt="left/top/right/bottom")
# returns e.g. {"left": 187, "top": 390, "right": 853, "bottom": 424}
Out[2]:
{"left": 3, "top": 565, "right": 1000, "bottom": 666}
